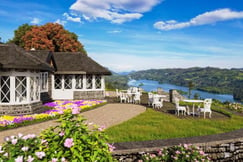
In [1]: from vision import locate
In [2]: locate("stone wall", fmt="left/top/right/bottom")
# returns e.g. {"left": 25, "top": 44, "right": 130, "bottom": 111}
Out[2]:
{"left": 0, "top": 101, "right": 43, "bottom": 115}
{"left": 113, "top": 139, "right": 243, "bottom": 162}
{"left": 169, "top": 89, "right": 185, "bottom": 103}
{"left": 73, "top": 91, "right": 105, "bottom": 100}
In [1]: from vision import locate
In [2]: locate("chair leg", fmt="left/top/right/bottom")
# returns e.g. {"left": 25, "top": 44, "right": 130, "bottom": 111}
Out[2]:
{"left": 204, "top": 112, "right": 206, "bottom": 119}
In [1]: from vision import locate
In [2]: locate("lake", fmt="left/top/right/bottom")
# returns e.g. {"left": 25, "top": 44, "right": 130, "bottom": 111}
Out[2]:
{"left": 128, "top": 79, "right": 237, "bottom": 103}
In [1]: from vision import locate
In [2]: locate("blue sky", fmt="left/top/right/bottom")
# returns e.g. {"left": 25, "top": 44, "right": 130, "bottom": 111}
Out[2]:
{"left": 1, "top": 0, "right": 243, "bottom": 72}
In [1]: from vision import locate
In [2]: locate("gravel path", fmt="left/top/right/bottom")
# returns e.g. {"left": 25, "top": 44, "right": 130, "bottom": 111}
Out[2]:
{"left": 0, "top": 104, "right": 146, "bottom": 144}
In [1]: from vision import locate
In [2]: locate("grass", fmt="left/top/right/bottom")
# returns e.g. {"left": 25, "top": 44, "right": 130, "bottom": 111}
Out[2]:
{"left": 105, "top": 108, "right": 243, "bottom": 143}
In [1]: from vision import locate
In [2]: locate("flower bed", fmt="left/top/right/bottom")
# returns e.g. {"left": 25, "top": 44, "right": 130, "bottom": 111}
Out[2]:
{"left": 0, "top": 100, "right": 106, "bottom": 130}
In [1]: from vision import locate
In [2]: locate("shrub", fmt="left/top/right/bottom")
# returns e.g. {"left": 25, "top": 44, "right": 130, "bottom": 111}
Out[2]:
{"left": 142, "top": 144, "right": 210, "bottom": 162}
{"left": 0, "top": 108, "right": 115, "bottom": 161}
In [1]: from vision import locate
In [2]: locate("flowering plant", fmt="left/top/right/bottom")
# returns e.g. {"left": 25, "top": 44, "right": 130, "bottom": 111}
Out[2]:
{"left": 142, "top": 144, "right": 210, "bottom": 162}
{"left": 0, "top": 107, "right": 115, "bottom": 161}
{"left": 0, "top": 100, "right": 106, "bottom": 129}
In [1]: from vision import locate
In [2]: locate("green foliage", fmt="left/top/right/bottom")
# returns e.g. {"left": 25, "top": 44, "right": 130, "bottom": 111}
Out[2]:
{"left": 105, "top": 73, "right": 129, "bottom": 90}
{"left": 0, "top": 111, "right": 115, "bottom": 161}
{"left": 7, "top": 23, "right": 33, "bottom": 47}
{"left": 142, "top": 144, "right": 210, "bottom": 162}
{"left": 129, "top": 67, "right": 243, "bottom": 100}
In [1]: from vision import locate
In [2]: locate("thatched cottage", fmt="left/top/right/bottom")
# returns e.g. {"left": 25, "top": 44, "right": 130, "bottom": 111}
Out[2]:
{"left": 0, "top": 43, "right": 111, "bottom": 115}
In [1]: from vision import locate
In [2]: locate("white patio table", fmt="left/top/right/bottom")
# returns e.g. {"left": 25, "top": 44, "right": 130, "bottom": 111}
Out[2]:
{"left": 183, "top": 99, "right": 204, "bottom": 116}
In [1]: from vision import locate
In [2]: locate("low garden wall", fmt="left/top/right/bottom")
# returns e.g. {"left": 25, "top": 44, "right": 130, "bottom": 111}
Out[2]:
{"left": 113, "top": 137, "right": 243, "bottom": 161}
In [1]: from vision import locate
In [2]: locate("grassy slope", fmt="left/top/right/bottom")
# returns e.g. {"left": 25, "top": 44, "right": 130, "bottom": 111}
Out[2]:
{"left": 105, "top": 109, "right": 243, "bottom": 143}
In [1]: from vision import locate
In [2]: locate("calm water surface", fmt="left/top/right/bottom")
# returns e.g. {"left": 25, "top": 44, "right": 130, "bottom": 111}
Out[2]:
{"left": 128, "top": 79, "right": 237, "bottom": 103}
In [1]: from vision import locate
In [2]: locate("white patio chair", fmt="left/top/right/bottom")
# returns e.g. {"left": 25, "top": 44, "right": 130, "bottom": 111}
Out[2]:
{"left": 115, "top": 89, "right": 120, "bottom": 98}
{"left": 148, "top": 92, "right": 154, "bottom": 106}
{"left": 152, "top": 95, "right": 163, "bottom": 109}
{"left": 198, "top": 98, "right": 212, "bottom": 118}
{"left": 133, "top": 92, "right": 141, "bottom": 104}
{"left": 175, "top": 98, "right": 187, "bottom": 116}
{"left": 119, "top": 92, "right": 127, "bottom": 103}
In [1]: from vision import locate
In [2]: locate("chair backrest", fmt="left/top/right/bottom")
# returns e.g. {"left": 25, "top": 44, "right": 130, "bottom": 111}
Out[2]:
{"left": 116, "top": 89, "right": 120, "bottom": 96}
{"left": 120, "top": 92, "right": 127, "bottom": 99}
{"left": 204, "top": 98, "right": 212, "bottom": 110}
{"left": 148, "top": 92, "right": 153, "bottom": 99}
{"left": 153, "top": 95, "right": 161, "bottom": 103}
{"left": 134, "top": 92, "right": 141, "bottom": 100}
{"left": 174, "top": 98, "right": 180, "bottom": 108}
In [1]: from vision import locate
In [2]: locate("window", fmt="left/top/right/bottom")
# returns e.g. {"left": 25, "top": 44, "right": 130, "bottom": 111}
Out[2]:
{"left": 95, "top": 75, "right": 102, "bottom": 89}
{"left": 0, "top": 76, "right": 10, "bottom": 103}
{"left": 86, "top": 75, "right": 93, "bottom": 89}
{"left": 64, "top": 75, "right": 72, "bottom": 89}
{"left": 15, "top": 76, "right": 27, "bottom": 103}
{"left": 54, "top": 75, "right": 62, "bottom": 89}
{"left": 40, "top": 72, "right": 48, "bottom": 91}
{"left": 75, "top": 75, "right": 83, "bottom": 89}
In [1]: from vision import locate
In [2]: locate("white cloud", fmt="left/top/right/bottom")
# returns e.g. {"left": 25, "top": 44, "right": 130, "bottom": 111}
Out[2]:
{"left": 30, "top": 18, "right": 41, "bottom": 24}
{"left": 154, "top": 8, "right": 243, "bottom": 30}
{"left": 69, "top": 0, "right": 162, "bottom": 24}
{"left": 107, "top": 30, "right": 122, "bottom": 34}
{"left": 55, "top": 19, "right": 67, "bottom": 26}
{"left": 63, "top": 13, "right": 82, "bottom": 23}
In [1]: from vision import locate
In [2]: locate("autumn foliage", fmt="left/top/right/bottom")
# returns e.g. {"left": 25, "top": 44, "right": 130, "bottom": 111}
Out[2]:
{"left": 15, "top": 23, "right": 86, "bottom": 53}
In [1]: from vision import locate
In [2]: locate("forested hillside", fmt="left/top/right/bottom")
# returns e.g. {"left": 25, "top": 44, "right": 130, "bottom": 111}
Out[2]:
{"left": 129, "top": 67, "right": 243, "bottom": 101}
{"left": 105, "top": 72, "right": 129, "bottom": 90}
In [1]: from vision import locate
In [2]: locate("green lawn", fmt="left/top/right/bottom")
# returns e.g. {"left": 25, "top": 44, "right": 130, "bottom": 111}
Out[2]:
{"left": 105, "top": 108, "right": 243, "bottom": 143}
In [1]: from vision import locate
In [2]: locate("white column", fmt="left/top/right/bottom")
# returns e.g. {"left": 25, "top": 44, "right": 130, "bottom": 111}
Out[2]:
{"left": 83, "top": 74, "right": 86, "bottom": 90}
{"left": 101, "top": 75, "right": 105, "bottom": 90}
{"left": 72, "top": 75, "right": 75, "bottom": 90}
{"left": 92, "top": 75, "right": 95, "bottom": 89}
{"left": 10, "top": 76, "right": 15, "bottom": 104}
{"left": 26, "top": 76, "right": 30, "bottom": 103}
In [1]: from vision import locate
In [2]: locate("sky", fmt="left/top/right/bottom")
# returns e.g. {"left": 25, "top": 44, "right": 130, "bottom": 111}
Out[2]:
{"left": 0, "top": 0, "right": 243, "bottom": 72}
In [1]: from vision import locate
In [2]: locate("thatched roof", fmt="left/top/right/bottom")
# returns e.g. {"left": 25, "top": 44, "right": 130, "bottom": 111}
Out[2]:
{"left": 52, "top": 52, "right": 111, "bottom": 75}
{"left": 0, "top": 44, "right": 53, "bottom": 71}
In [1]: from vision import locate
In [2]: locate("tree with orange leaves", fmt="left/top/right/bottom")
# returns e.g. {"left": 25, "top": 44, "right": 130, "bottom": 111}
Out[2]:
{"left": 12, "top": 23, "right": 86, "bottom": 53}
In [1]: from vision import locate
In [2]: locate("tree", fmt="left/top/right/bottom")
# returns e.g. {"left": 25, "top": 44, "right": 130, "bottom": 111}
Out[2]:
{"left": 10, "top": 23, "right": 86, "bottom": 53}
{"left": 8, "top": 24, "right": 33, "bottom": 47}
{"left": 188, "top": 81, "right": 194, "bottom": 99}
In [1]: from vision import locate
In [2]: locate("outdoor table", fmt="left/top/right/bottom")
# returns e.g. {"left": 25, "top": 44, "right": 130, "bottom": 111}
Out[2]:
{"left": 183, "top": 99, "right": 204, "bottom": 116}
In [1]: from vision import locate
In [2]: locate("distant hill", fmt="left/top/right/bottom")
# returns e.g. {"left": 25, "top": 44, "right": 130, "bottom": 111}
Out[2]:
{"left": 128, "top": 67, "right": 243, "bottom": 101}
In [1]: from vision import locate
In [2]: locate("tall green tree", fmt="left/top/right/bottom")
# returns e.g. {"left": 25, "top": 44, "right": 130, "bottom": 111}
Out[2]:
{"left": 8, "top": 23, "right": 33, "bottom": 47}
{"left": 188, "top": 81, "right": 194, "bottom": 99}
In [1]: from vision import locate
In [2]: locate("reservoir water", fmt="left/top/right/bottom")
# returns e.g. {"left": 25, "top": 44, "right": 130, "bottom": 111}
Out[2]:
{"left": 128, "top": 79, "right": 237, "bottom": 103}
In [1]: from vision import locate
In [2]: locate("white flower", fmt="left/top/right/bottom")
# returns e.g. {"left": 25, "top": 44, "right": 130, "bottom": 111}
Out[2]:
{"left": 15, "top": 156, "right": 23, "bottom": 162}
{"left": 35, "top": 151, "right": 46, "bottom": 159}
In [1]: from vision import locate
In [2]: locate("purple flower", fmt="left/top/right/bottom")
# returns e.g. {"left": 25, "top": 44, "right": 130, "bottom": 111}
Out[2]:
{"left": 64, "top": 138, "right": 74, "bottom": 148}
{"left": 107, "top": 143, "right": 116, "bottom": 152}
{"left": 35, "top": 151, "right": 46, "bottom": 159}
{"left": 98, "top": 125, "right": 106, "bottom": 131}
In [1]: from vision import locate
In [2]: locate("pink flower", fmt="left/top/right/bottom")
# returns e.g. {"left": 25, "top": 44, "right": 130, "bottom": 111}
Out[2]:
{"left": 107, "top": 143, "right": 116, "bottom": 152}
{"left": 59, "top": 131, "right": 65, "bottom": 136}
{"left": 21, "top": 146, "right": 29, "bottom": 152}
{"left": 199, "top": 150, "right": 205, "bottom": 155}
{"left": 52, "top": 158, "right": 58, "bottom": 162}
{"left": 175, "top": 150, "right": 181, "bottom": 154}
{"left": 183, "top": 143, "right": 188, "bottom": 149}
{"left": 98, "top": 125, "right": 106, "bottom": 131}
{"left": 35, "top": 151, "right": 46, "bottom": 159}
{"left": 64, "top": 138, "right": 74, "bottom": 148}
{"left": 72, "top": 107, "right": 81, "bottom": 114}
{"left": 15, "top": 156, "right": 23, "bottom": 162}
{"left": 27, "top": 156, "right": 34, "bottom": 162}
{"left": 11, "top": 139, "right": 18, "bottom": 145}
